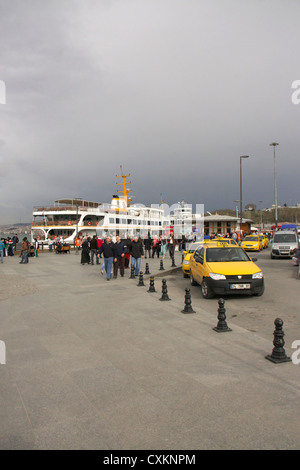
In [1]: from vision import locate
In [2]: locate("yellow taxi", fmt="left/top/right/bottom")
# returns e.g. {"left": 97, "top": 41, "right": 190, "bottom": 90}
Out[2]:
{"left": 258, "top": 234, "right": 267, "bottom": 249}
{"left": 189, "top": 242, "right": 264, "bottom": 298}
{"left": 264, "top": 235, "right": 269, "bottom": 248}
{"left": 212, "top": 237, "right": 238, "bottom": 246}
{"left": 261, "top": 234, "right": 269, "bottom": 248}
{"left": 240, "top": 235, "right": 263, "bottom": 252}
{"left": 182, "top": 238, "right": 238, "bottom": 277}
{"left": 182, "top": 241, "right": 204, "bottom": 277}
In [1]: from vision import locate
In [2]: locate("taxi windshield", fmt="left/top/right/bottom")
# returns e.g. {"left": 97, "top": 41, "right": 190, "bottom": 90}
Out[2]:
{"left": 187, "top": 243, "right": 202, "bottom": 253}
{"left": 244, "top": 236, "right": 258, "bottom": 241}
{"left": 206, "top": 247, "right": 250, "bottom": 262}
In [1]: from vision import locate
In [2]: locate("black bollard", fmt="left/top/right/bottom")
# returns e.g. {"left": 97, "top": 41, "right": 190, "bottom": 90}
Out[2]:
{"left": 213, "top": 298, "right": 232, "bottom": 332}
{"left": 159, "top": 260, "right": 165, "bottom": 271}
{"left": 145, "top": 263, "right": 151, "bottom": 275}
{"left": 129, "top": 266, "right": 135, "bottom": 279}
{"left": 266, "top": 318, "right": 291, "bottom": 363}
{"left": 137, "top": 271, "right": 145, "bottom": 287}
{"left": 148, "top": 277, "right": 156, "bottom": 293}
{"left": 181, "top": 288, "right": 195, "bottom": 314}
{"left": 159, "top": 279, "right": 170, "bottom": 301}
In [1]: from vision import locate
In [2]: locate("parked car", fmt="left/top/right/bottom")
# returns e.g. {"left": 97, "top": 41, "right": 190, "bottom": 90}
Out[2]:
{"left": 182, "top": 238, "right": 238, "bottom": 277}
{"left": 271, "top": 230, "right": 299, "bottom": 259}
{"left": 240, "top": 235, "right": 263, "bottom": 252}
{"left": 189, "top": 243, "right": 264, "bottom": 299}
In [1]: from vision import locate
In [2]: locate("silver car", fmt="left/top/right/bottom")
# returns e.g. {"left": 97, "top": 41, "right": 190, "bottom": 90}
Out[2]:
{"left": 271, "top": 230, "right": 299, "bottom": 259}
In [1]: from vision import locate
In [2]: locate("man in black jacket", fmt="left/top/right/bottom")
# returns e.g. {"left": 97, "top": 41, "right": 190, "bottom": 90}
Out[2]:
{"left": 98, "top": 236, "right": 116, "bottom": 280}
{"left": 129, "top": 235, "right": 144, "bottom": 276}
{"left": 113, "top": 235, "right": 126, "bottom": 278}
{"left": 90, "top": 235, "right": 99, "bottom": 265}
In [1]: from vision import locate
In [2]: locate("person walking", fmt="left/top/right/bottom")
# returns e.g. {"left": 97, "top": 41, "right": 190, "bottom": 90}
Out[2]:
{"left": 75, "top": 235, "right": 81, "bottom": 255}
{"left": 129, "top": 235, "right": 144, "bottom": 276}
{"left": 0, "top": 238, "right": 5, "bottom": 263}
{"left": 159, "top": 235, "right": 167, "bottom": 259}
{"left": 124, "top": 236, "right": 131, "bottom": 268}
{"left": 98, "top": 236, "right": 116, "bottom": 280}
{"left": 168, "top": 232, "right": 176, "bottom": 265}
{"left": 20, "top": 237, "right": 30, "bottom": 264}
{"left": 34, "top": 238, "right": 39, "bottom": 257}
{"left": 143, "top": 236, "right": 152, "bottom": 259}
{"left": 152, "top": 236, "right": 159, "bottom": 258}
{"left": 12, "top": 234, "right": 19, "bottom": 254}
{"left": 113, "top": 235, "right": 126, "bottom": 278}
{"left": 7, "top": 238, "right": 14, "bottom": 256}
{"left": 90, "top": 235, "right": 98, "bottom": 265}
{"left": 80, "top": 237, "right": 90, "bottom": 265}
{"left": 96, "top": 236, "right": 103, "bottom": 259}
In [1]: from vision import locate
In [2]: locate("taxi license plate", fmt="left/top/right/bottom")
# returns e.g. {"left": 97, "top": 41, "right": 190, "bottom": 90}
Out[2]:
{"left": 230, "top": 283, "right": 250, "bottom": 290}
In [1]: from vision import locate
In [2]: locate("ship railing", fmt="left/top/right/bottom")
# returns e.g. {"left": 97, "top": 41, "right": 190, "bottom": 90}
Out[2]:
{"left": 33, "top": 206, "right": 79, "bottom": 212}
{"left": 33, "top": 221, "right": 101, "bottom": 227}
{"left": 33, "top": 206, "right": 104, "bottom": 213}
{"left": 32, "top": 220, "right": 79, "bottom": 227}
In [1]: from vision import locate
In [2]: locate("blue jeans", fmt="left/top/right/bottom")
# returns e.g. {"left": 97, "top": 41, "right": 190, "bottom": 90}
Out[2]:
{"left": 20, "top": 250, "right": 28, "bottom": 263}
{"left": 104, "top": 257, "right": 114, "bottom": 279}
{"left": 131, "top": 257, "right": 141, "bottom": 276}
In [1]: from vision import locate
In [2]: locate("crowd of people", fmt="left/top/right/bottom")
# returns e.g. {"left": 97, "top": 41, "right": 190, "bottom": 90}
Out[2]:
{"left": 0, "top": 235, "right": 40, "bottom": 264}
{"left": 76, "top": 233, "right": 178, "bottom": 281}
{"left": 0, "top": 230, "right": 275, "bottom": 271}
{"left": 0, "top": 234, "right": 19, "bottom": 261}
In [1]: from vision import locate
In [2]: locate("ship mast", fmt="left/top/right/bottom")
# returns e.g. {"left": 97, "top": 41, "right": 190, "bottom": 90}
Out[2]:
{"left": 116, "top": 166, "right": 132, "bottom": 207}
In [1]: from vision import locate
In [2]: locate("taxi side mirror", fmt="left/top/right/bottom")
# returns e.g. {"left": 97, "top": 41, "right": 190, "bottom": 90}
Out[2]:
{"left": 252, "top": 258, "right": 257, "bottom": 262}
{"left": 183, "top": 251, "right": 187, "bottom": 254}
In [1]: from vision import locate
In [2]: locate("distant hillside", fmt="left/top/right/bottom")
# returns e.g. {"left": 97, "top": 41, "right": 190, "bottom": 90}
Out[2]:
{"left": 11, "top": 223, "right": 31, "bottom": 227}
{"left": 211, "top": 207, "right": 300, "bottom": 225}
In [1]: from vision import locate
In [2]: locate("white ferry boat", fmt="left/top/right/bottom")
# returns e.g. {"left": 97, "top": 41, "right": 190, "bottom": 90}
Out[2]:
{"left": 31, "top": 167, "right": 168, "bottom": 244}
{"left": 170, "top": 200, "right": 204, "bottom": 239}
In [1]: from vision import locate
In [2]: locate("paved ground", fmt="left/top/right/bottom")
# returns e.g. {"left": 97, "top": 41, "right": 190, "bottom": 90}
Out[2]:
{"left": 165, "top": 248, "right": 300, "bottom": 342}
{"left": 0, "top": 250, "right": 299, "bottom": 450}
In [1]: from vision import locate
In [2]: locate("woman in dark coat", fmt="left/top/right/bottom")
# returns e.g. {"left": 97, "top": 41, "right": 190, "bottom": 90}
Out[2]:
{"left": 81, "top": 238, "right": 90, "bottom": 264}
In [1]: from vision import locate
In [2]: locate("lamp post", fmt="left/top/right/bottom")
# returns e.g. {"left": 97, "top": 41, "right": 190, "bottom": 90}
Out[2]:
{"left": 259, "top": 200, "right": 263, "bottom": 231}
{"left": 240, "top": 156, "right": 249, "bottom": 236}
{"left": 270, "top": 142, "right": 279, "bottom": 229}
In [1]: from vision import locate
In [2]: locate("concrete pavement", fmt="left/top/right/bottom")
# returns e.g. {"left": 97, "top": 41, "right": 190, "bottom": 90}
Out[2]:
{"left": 0, "top": 250, "right": 299, "bottom": 450}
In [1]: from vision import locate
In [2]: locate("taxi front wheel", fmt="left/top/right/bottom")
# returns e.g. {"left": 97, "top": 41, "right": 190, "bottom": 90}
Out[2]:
{"left": 201, "top": 279, "right": 214, "bottom": 299}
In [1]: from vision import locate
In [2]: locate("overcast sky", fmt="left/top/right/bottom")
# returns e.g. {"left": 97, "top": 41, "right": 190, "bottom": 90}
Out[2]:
{"left": 1, "top": 0, "right": 300, "bottom": 224}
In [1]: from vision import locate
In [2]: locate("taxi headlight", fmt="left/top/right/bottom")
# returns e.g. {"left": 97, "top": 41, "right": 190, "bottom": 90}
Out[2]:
{"left": 183, "top": 260, "right": 190, "bottom": 265}
{"left": 252, "top": 271, "right": 263, "bottom": 279}
{"left": 209, "top": 273, "right": 226, "bottom": 280}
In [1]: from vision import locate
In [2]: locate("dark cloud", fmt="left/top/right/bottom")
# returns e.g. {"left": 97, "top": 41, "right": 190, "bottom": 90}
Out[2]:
{"left": 0, "top": 0, "right": 300, "bottom": 223}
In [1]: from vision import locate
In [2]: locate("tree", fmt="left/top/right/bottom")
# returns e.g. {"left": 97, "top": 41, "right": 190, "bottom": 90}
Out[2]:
{"left": 245, "top": 203, "right": 256, "bottom": 211}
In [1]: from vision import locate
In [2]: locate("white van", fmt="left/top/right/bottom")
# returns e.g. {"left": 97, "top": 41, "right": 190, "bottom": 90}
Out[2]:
{"left": 271, "top": 230, "right": 299, "bottom": 259}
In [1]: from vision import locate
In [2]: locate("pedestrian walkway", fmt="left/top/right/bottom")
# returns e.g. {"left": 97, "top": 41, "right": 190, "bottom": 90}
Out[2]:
{"left": 0, "top": 251, "right": 299, "bottom": 449}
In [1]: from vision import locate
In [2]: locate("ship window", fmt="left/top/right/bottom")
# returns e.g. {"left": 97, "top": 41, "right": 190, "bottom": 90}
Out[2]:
{"left": 109, "top": 218, "right": 115, "bottom": 223}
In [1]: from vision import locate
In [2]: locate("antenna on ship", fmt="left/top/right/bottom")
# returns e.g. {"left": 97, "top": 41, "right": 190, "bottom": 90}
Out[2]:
{"left": 116, "top": 165, "right": 132, "bottom": 207}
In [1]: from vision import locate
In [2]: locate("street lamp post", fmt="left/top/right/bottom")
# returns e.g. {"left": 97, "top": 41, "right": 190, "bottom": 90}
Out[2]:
{"left": 259, "top": 200, "right": 263, "bottom": 231}
{"left": 240, "top": 155, "right": 249, "bottom": 236}
{"left": 270, "top": 142, "right": 279, "bottom": 229}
